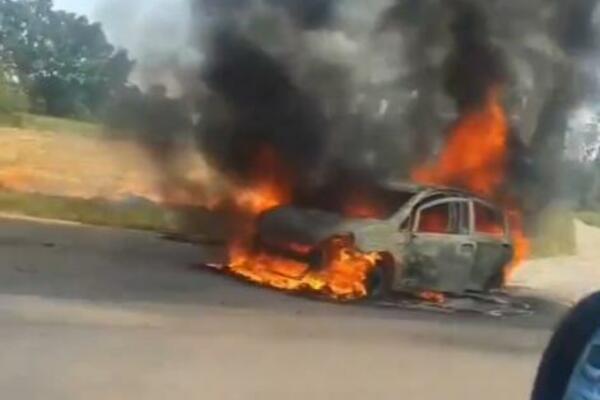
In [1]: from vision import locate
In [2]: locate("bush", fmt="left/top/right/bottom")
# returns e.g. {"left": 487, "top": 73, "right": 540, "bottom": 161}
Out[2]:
{"left": 577, "top": 212, "right": 600, "bottom": 228}
{"left": 0, "top": 66, "right": 29, "bottom": 118}
{"left": 530, "top": 207, "right": 577, "bottom": 258}
{"left": 0, "top": 112, "right": 24, "bottom": 128}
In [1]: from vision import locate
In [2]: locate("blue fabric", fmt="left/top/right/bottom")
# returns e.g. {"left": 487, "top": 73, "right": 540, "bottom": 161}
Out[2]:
{"left": 564, "top": 329, "right": 600, "bottom": 400}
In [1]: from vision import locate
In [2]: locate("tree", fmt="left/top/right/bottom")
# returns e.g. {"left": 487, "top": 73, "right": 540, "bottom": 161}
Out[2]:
{"left": 0, "top": 0, "right": 134, "bottom": 118}
{"left": 0, "top": 47, "right": 28, "bottom": 115}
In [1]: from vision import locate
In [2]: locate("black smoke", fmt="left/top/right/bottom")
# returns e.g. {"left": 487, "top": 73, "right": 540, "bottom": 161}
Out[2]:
{"left": 443, "top": 1, "right": 508, "bottom": 112}
{"left": 99, "top": 0, "right": 600, "bottom": 217}
{"left": 199, "top": 0, "right": 336, "bottom": 29}
{"left": 268, "top": 0, "right": 337, "bottom": 30}
{"left": 199, "top": 30, "right": 327, "bottom": 187}
{"left": 560, "top": 0, "right": 599, "bottom": 54}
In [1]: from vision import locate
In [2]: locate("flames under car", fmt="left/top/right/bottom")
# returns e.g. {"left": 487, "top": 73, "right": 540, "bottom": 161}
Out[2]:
{"left": 254, "top": 182, "right": 514, "bottom": 298}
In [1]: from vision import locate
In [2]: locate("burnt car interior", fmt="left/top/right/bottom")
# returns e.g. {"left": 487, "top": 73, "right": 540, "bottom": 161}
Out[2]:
{"left": 296, "top": 176, "right": 417, "bottom": 220}
{"left": 403, "top": 194, "right": 511, "bottom": 292}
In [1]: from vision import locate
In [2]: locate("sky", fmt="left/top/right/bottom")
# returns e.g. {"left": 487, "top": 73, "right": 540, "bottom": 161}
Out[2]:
{"left": 52, "top": 0, "right": 191, "bottom": 48}
{"left": 53, "top": 0, "right": 97, "bottom": 19}
{"left": 53, "top": 0, "right": 198, "bottom": 95}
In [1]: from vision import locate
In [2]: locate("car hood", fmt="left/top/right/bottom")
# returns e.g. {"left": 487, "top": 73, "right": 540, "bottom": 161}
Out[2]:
{"left": 257, "top": 206, "right": 381, "bottom": 247}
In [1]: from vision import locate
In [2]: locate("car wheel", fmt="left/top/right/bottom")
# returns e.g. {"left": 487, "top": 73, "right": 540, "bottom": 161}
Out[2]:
{"left": 366, "top": 264, "right": 392, "bottom": 300}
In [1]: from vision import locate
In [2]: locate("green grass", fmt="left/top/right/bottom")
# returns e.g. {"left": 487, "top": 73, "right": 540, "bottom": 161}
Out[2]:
{"left": 529, "top": 209, "right": 577, "bottom": 258}
{"left": 0, "top": 113, "right": 23, "bottom": 128}
{"left": 0, "top": 191, "right": 169, "bottom": 232}
{"left": 577, "top": 212, "right": 600, "bottom": 228}
{"left": 0, "top": 190, "right": 231, "bottom": 244}
{"left": 18, "top": 113, "right": 101, "bottom": 136}
{"left": 0, "top": 113, "right": 102, "bottom": 136}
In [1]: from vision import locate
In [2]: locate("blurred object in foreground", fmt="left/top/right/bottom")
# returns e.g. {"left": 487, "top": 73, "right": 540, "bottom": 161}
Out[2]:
{"left": 532, "top": 291, "right": 600, "bottom": 400}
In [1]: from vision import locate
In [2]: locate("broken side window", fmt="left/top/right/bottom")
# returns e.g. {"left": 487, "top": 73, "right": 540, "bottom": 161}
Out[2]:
{"left": 417, "top": 203, "right": 453, "bottom": 234}
{"left": 474, "top": 202, "right": 505, "bottom": 237}
{"left": 416, "top": 200, "right": 470, "bottom": 235}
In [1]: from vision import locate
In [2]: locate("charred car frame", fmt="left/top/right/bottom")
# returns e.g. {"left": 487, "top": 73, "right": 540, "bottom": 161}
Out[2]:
{"left": 255, "top": 182, "right": 514, "bottom": 298}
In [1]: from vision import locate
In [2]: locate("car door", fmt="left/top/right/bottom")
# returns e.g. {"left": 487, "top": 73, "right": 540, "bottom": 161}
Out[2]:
{"left": 404, "top": 198, "right": 476, "bottom": 293}
{"left": 468, "top": 200, "right": 513, "bottom": 291}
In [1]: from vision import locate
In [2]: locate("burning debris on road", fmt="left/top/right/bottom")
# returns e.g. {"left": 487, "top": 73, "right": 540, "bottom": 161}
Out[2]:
{"left": 229, "top": 235, "right": 382, "bottom": 300}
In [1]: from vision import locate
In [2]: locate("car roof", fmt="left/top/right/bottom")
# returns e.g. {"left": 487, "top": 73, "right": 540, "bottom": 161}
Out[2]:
{"left": 379, "top": 180, "right": 500, "bottom": 208}
{"left": 379, "top": 180, "right": 468, "bottom": 196}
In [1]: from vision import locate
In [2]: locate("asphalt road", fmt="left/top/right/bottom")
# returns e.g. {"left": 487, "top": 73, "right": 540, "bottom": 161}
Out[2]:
{"left": 0, "top": 217, "right": 568, "bottom": 400}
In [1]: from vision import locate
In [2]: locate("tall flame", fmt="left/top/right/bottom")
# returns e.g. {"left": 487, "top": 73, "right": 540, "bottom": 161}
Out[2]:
{"left": 413, "top": 87, "right": 507, "bottom": 197}
{"left": 412, "top": 87, "right": 530, "bottom": 277}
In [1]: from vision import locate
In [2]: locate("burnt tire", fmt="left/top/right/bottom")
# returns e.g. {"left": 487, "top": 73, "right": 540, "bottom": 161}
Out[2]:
{"left": 366, "top": 265, "right": 392, "bottom": 300}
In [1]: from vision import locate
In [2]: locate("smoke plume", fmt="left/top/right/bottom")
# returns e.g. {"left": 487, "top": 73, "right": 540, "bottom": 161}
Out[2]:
{"left": 199, "top": 30, "right": 327, "bottom": 187}
{"left": 443, "top": 1, "right": 508, "bottom": 112}
{"left": 95, "top": 0, "right": 600, "bottom": 214}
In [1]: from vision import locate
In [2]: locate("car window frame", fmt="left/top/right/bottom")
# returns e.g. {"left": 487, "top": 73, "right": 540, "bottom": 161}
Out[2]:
{"left": 471, "top": 199, "right": 509, "bottom": 240}
{"left": 413, "top": 197, "right": 472, "bottom": 236}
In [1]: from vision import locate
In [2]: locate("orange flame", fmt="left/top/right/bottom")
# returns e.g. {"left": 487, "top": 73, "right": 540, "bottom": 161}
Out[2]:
{"left": 221, "top": 147, "right": 383, "bottom": 300}
{"left": 232, "top": 146, "right": 292, "bottom": 215}
{"left": 419, "top": 291, "right": 446, "bottom": 304}
{"left": 228, "top": 236, "right": 381, "bottom": 300}
{"left": 412, "top": 87, "right": 508, "bottom": 197}
{"left": 412, "top": 87, "right": 530, "bottom": 276}
{"left": 505, "top": 210, "right": 530, "bottom": 279}
{"left": 341, "top": 192, "right": 388, "bottom": 219}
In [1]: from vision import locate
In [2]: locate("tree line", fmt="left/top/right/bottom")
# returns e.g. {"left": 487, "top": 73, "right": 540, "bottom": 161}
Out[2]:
{"left": 0, "top": 0, "right": 133, "bottom": 119}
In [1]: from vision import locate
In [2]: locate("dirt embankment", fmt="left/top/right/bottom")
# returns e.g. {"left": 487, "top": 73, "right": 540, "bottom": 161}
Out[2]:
{"left": 0, "top": 128, "right": 159, "bottom": 200}
{"left": 0, "top": 128, "right": 223, "bottom": 205}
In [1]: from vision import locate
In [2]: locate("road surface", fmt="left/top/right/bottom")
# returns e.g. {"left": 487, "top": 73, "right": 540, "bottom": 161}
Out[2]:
{"left": 0, "top": 217, "right": 569, "bottom": 400}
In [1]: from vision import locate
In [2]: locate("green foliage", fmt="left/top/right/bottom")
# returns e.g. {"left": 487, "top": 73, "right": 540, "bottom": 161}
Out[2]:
{"left": 0, "top": 53, "right": 29, "bottom": 115}
{"left": 0, "top": 80, "right": 28, "bottom": 114}
{"left": 0, "top": 0, "right": 134, "bottom": 119}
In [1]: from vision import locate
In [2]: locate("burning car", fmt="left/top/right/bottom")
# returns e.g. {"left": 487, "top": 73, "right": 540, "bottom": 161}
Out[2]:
{"left": 253, "top": 182, "right": 514, "bottom": 299}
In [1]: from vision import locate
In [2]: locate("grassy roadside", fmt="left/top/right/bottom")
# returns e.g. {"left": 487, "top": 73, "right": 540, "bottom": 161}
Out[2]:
{"left": 0, "top": 113, "right": 102, "bottom": 136}
{"left": 0, "top": 191, "right": 169, "bottom": 232}
{"left": 577, "top": 211, "right": 600, "bottom": 228}
{"left": 0, "top": 190, "right": 231, "bottom": 245}
{"left": 529, "top": 210, "right": 577, "bottom": 258}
